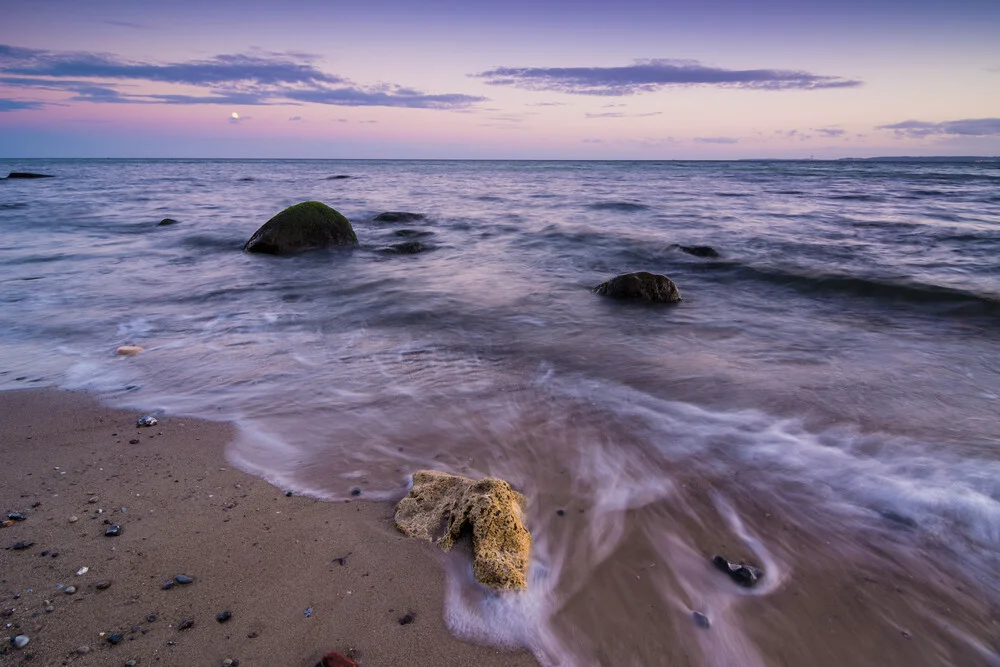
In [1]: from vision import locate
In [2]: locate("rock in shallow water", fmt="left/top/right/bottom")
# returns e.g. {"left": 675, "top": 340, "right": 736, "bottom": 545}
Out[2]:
{"left": 243, "top": 201, "right": 357, "bottom": 255}
{"left": 593, "top": 272, "right": 682, "bottom": 303}
{"left": 678, "top": 245, "right": 720, "bottom": 258}
{"left": 712, "top": 554, "right": 763, "bottom": 588}
{"left": 394, "top": 470, "right": 531, "bottom": 590}
{"left": 372, "top": 211, "right": 425, "bottom": 223}
{"left": 6, "top": 172, "right": 53, "bottom": 179}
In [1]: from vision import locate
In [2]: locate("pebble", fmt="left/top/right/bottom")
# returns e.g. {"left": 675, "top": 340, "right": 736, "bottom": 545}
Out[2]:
{"left": 7, "top": 513, "right": 26, "bottom": 521}
{"left": 105, "top": 524, "right": 123, "bottom": 537}
{"left": 285, "top": 491, "right": 293, "bottom": 497}
{"left": 161, "top": 581, "right": 174, "bottom": 590}
{"left": 304, "top": 607, "right": 313, "bottom": 617}
{"left": 126, "top": 660, "right": 137, "bottom": 666}
{"left": 711, "top": 555, "right": 763, "bottom": 588}
{"left": 13, "top": 635, "right": 29, "bottom": 649}
{"left": 349, "top": 488, "right": 362, "bottom": 497}
{"left": 45, "top": 606, "right": 54, "bottom": 613}
{"left": 136, "top": 416, "right": 158, "bottom": 427}
{"left": 12, "top": 541, "right": 34, "bottom": 550}
{"left": 175, "top": 574, "right": 194, "bottom": 585}
{"left": 556, "top": 509, "right": 565, "bottom": 516}
{"left": 69, "top": 516, "right": 79, "bottom": 523}
{"left": 146, "top": 614, "right": 157, "bottom": 623}
{"left": 96, "top": 580, "right": 112, "bottom": 590}
{"left": 216, "top": 610, "right": 232, "bottom": 623}
{"left": 88, "top": 497, "right": 99, "bottom": 504}
{"left": 178, "top": 619, "right": 194, "bottom": 630}
{"left": 76, "top": 645, "right": 90, "bottom": 654}
{"left": 65, "top": 586, "right": 77, "bottom": 595}
{"left": 107, "top": 633, "right": 123, "bottom": 644}
{"left": 77, "top": 566, "right": 89, "bottom": 576}
{"left": 398, "top": 613, "right": 415, "bottom": 625}
{"left": 693, "top": 611, "right": 711, "bottom": 629}
{"left": 129, "top": 439, "right": 140, "bottom": 444}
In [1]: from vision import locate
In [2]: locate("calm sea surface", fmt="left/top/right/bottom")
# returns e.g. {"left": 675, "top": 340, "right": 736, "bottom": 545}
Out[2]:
{"left": 2, "top": 159, "right": 999, "bottom": 664}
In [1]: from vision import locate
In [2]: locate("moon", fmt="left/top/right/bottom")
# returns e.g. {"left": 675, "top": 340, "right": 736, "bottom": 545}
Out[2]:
{"left": 231, "top": 112, "right": 239, "bottom": 120}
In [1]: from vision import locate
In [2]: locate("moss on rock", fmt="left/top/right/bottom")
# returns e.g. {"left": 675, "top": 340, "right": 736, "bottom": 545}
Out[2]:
{"left": 243, "top": 201, "right": 357, "bottom": 254}
{"left": 394, "top": 470, "right": 531, "bottom": 590}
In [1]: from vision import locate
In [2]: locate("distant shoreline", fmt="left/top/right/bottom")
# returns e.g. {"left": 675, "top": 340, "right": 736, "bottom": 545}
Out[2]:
{"left": 1, "top": 156, "right": 998, "bottom": 163}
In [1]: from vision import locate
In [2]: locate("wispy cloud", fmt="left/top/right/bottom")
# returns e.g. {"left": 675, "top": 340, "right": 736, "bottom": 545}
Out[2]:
{"left": 815, "top": 127, "right": 846, "bottom": 138}
{"left": 473, "top": 58, "right": 862, "bottom": 96}
{"left": 694, "top": 136, "right": 739, "bottom": 144}
{"left": 878, "top": 118, "right": 1000, "bottom": 138}
{"left": 289, "top": 115, "right": 302, "bottom": 121}
{"left": 585, "top": 110, "right": 662, "bottom": 119}
{"left": 0, "top": 43, "right": 485, "bottom": 110}
{"left": 102, "top": 20, "right": 151, "bottom": 30}
{"left": 0, "top": 98, "right": 45, "bottom": 111}
{"left": 526, "top": 101, "right": 565, "bottom": 107}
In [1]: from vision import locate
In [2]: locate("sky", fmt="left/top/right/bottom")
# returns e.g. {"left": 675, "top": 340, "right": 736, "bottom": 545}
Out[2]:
{"left": 0, "top": 0, "right": 998, "bottom": 159}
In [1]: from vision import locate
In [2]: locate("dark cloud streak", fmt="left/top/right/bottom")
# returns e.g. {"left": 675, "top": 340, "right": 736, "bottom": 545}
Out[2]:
{"left": 473, "top": 59, "right": 861, "bottom": 95}
{"left": 878, "top": 118, "right": 1000, "bottom": 137}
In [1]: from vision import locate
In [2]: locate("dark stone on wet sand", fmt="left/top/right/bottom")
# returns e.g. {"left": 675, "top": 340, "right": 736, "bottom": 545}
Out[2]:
{"left": 593, "top": 272, "right": 682, "bottom": 303}
{"left": 712, "top": 555, "right": 763, "bottom": 588}
{"left": 11, "top": 541, "right": 34, "bottom": 550}
{"left": 6, "top": 172, "right": 54, "bottom": 179}
{"left": 216, "top": 610, "right": 232, "bottom": 623}
{"left": 243, "top": 201, "right": 358, "bottom": 255}
{"left": 7, "top": 512, "right": 26, "bottom": 521}
{"left": 678, "top": 245, "right": 720, "bottom": 258}
{"left": 373, "top": 211, "right": 426, "bottom": 223}
{"left": 105, "top": 524, "right": 122, "bottom": 536}
{"left": 106, "top": 633, "right": 122, "bottom": 645}
{"left": 692, "top": 611, "right": 711, "bottom": 629}
{"left": 178, "top": 619, "right": 194, "bottom": 630}
{"left": 398, "top": 613, "right": 415, "bottom": 625}
{"left": 95, "top": 580, "right": 112, "bottom": 590}
{"left": 175, "top": 574, "right": 193, "bottom": 584}
{"left": 158, "top": 218, "right": 179, "bottom": 226}
{"left": 162, "top": 581, "right": 175, "bottom": 590}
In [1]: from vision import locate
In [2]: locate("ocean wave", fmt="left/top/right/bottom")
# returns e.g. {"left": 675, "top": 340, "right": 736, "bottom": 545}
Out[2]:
{"left": 587, "top": 201, "right": 650, "bottom": 212}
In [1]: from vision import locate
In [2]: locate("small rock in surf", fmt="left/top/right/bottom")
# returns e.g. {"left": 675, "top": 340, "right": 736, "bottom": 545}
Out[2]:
{"left": 372, "top": 211, "right": 426, "bottom": 223}
{"left": 593, "top": 272, "right": 682, "bottom": 303}
{"left": 712, "top": 554, "right": 762, "bottom": 587}
{"left": 678, "top": 245, "right": 720, "bottom": 258}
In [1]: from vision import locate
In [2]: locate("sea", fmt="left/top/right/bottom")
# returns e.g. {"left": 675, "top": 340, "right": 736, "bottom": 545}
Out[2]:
{"left": 2, "top": 158, "right": 999, "bottom": 665}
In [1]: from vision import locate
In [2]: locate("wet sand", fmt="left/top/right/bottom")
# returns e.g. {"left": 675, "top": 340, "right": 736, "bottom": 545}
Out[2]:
{"left": 0, "top": 389, "right": 538, "bottom": 666}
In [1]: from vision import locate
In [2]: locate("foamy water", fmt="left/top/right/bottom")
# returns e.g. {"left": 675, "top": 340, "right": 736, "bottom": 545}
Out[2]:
{"left": 2, "top": 158, "right": 999, "bottom": 664}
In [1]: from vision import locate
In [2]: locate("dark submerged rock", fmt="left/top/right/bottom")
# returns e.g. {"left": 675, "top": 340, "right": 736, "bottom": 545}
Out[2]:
{"left": 678, "top": 245, "right": 720, "bottom": 258}
{"left": 243, "top": 201, "right": 357, "bottom": 255}
{"left": 158, "top": 218, "right": 179, "bottom": 226}
{"left": 712, "top": 555, "right": 762, "bottom": 588}
{"left": 373, "top": 211, "right": 426, "bottom": 223}
{"left": 593, "top": 272, "right": 682, "bottom": 303}
{"left": 394, "top": 228, "right": 433, "bottom": 238}
{"left": 379, "top": 241, "right": 426, "bottom": 254}
{"left": 327, "top": 174, "right": 352, "bottom": 180}
{"left": 6, "top": 172, "right": 53, "bottom": 179}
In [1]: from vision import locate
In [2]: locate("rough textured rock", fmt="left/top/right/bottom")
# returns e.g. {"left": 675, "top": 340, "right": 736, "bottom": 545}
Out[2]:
{"left": 6, "top": 172, "right": 54, "bottom": 179}
{"left": 678, "top": 245, "right": 720, "bottom": 258}
{"left": 394, "top": 470, "right": 531, "bottom": 590}
{"left": 243, "top": 201, "right": 357, "bottom": 254}
{"left": 373, "top": 211, "right": 426, "bottom": 223}
{"left": 712, "top": 555, "right": 763, "bottom": 587}
{"left": 593, "top": 271, "right": 682, "bottom": 303}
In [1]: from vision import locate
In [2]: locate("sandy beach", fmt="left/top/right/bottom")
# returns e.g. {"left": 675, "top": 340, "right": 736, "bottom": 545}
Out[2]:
{"left": 0, "top": 388, "right": 538, "bottom": 666}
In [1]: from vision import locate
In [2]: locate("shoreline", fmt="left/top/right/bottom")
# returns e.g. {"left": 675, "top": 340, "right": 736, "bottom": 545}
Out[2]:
{"left": 0, "top": 388, "right": 538, "bottom": 666}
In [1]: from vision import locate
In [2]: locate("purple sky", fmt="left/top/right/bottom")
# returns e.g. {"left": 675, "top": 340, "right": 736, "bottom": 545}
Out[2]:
{"left": 1, "top": 0, "right": 998, "bottom": 158}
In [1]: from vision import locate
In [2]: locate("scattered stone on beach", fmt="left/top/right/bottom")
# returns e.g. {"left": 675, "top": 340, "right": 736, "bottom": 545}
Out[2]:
{"left": 11, "top": 540, "right": 34, "bottom": 550}
{"left": 398, "top": 612, "right": 415, "bottom": 625}
{"left": 304, "top": 607, "right": 313, "bottom": 617}
{"left": 178, "top": 619, "right": 195, "bottom": 630}
{"left": 76, "top": 645, "right": 90, "bottom": 654}
{"left": 175, "top": 574, "right": 194, "bottom": 584}
{"left": 692, "top": 611, "right": 711, "bottom": 629}
{"left": 95, "top": 580, "right": 112, "bottom": 590}
{"left": 321, "top": 650, "right": 358, "bottom": 667}
{"left": 243, "top": 201, "right": 358, "bottom": 254}
{"left": 350, "top": 487, "right": 362, "bottom": 497}
{"left": 107, "top": 633, "right": 123, "bottom": 644}
{"left": 12, "top": 635, "right": 29, "bottom": 649}
{"left": 7, "top": 512, "right": 26, "bottom": 521}
{"left": 1, "top": 519, "right": 13, "bottom": 528}
{"left": 216, "top": 610, "right": 232, "bottom": 623}
{"left": 129, "top": 438, "right": 140, "bottom": 444}
{"left": 678, "top": 245, "right": 720, "bottom": 258}
{"left": 76, "top": 566, "right": 88, "bottom": 576}
{"left": 6, "top": 172, "right": 53, "bottom": 179}
{"left": 372, "top": 211, "right": 426, "bottom": 223}
{"left": 136, "top": 415, "right": 158, "bottom": 427}
{"left": 105, "top": 524, "right": 122, "bottom": 537}
{"left": 69, "top": 516, "right": 78, "bottom": 523}
{"left": 162, "top": 580, "right": 175, "bottom": 590}
{"left": 394, "top": 470, "right": 532, "bottom": 590}
{"left": 593, "top": 272, "right": 682, "bottom": 303}
{"left": 64, "top": 586, "right": 77, "bottom": 595}
{"left": 116, "top": 346, "right": 144, "bottom": 356}
{"left": 712, "top": 555, "right": 763, "bottom": 588}
{"left": 158, "top": 218, "right": 179, "bottom": 226}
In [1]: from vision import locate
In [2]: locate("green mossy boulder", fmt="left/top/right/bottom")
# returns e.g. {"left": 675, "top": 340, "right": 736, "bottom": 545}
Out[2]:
{"left": 394, "top": 470, "right": 531, "bottom": 590}
{"left": 593, "top": 271, "right": 682, "bottom": 303}
{"left": 243, "top": 201, "right": 358, "bottom": 254}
